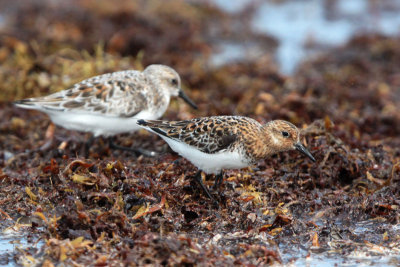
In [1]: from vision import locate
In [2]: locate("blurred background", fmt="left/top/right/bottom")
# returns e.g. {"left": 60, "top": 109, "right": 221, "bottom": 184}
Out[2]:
{"left": 2, "top": 0, "right": 400, "bottom": 73}
{"left": 1, "top": 0, "right": 400, "bottom": 128}
{"left": 215, "top": 0, "right": 400, "bottom": 73}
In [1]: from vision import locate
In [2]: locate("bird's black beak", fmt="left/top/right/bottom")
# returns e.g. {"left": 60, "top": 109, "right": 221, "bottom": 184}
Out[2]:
{"left": 178, "top": 90, "right": 198, "bottom": 109}
{"left": 294, "top": 143, "right": 316, "bottom": 162}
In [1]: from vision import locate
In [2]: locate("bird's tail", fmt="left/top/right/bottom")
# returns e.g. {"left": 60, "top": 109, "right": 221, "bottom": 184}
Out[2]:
{"left": 137, "top": 119, "right": 167, "bottom": 128}
{"left": 137, "top": 119, "right": 150, "bottom": 127}
{"left": 137, "top": 119, "right": 170, "bottom": 138}
{"left": 14, "top": 96, "right": 66, "bottom": 112}
{"left": 14, "top": 99, "right": 39, "bottom": 110}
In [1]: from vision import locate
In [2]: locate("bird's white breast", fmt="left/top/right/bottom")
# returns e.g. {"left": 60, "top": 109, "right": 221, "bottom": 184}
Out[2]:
{"left": 47, "top": 109, "right": 158, "bottom": 137}
{"left": 160, "top": 136, "right": 250, "bottom": 174}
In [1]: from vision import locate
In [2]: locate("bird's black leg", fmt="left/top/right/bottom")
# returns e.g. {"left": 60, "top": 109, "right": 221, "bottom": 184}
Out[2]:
{"left": 108, "top": 137, "right": 157, "bottom": 157}
{"left": 213, "top": 172, "right": 224, "bottom": 190}
{"left": 84, "top": 135, "right": 95, "bottom": 157}
{"left": 193, "top": 170, "right": 217, "bottom": 202}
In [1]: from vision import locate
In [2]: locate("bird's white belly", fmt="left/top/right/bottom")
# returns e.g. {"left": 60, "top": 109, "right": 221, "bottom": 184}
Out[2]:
{"left": 161, "top": 137, "right": 249, "bottom": 174}
{"left": 48, "top": 110, "right": 157, "bottom": 137}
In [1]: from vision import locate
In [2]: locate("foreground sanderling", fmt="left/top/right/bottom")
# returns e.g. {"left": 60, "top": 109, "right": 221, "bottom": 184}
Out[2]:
{"left": 138, "top": 116, "right": 315, "bottom": 200}
{"left": 14, "top": 64, "right": 197, "bottom": 155}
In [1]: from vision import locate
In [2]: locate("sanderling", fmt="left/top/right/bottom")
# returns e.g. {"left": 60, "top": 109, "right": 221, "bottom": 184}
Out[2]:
{"left": 138, "top": 116, "right": 315, "bottom": 200}
{"left": 14, "top": 64, "right": 198, "bottom": 155}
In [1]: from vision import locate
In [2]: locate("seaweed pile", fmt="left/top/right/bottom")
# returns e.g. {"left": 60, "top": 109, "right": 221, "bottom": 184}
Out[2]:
{"left": 0, "top": 0, "right": 399, "bottom": 265}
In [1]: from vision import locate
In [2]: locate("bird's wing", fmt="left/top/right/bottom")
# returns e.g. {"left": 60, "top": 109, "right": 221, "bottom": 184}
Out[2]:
{"left": 14, "top": 71, "right": 152, "bottom": 117}
{"left": 138, "top": 116, "right": 245, "bottom": 154}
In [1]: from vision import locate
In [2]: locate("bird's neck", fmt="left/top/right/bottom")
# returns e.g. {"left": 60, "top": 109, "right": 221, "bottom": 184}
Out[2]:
{"left": 244, "top": 126, "right": 277, "bottom": 161}
{"left": 152, "top": 84, "right": 170, "bottom": 116}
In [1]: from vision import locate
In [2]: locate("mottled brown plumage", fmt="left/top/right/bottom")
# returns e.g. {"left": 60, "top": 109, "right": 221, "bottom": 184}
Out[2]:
{"left": 14, "top": 64, "right": 197, "bottom": 137}
{"left": 139, "top": 116, "right": 311, "bottom": 163}
{"left": 138, "top": 116, "right": 315, "bottom": 200}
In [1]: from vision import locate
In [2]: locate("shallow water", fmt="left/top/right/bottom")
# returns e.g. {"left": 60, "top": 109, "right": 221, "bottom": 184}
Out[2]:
{"left": 213, "top": 0, "right": 400, "bottom": 74}
{"left": 0, "top": 238, "right": 15, "bottom": 266}
{"left": 279, "top": 220, "right": 400, "bottom": 267}
{"left": 0, "top": 228, "right": 36, "bottom": 266}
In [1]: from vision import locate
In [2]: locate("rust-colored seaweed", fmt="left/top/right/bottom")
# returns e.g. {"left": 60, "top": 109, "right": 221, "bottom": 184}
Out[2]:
{"left": 0, "top": 0, "right": 399, "bottom": 266}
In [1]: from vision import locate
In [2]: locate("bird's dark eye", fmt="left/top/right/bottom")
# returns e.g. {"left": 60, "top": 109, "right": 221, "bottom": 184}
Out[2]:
{"left": 171, "top": 78, "right": 178, "bottom": 86}
{"left": 281, "top": 131, "right": 290, "bottom": 138}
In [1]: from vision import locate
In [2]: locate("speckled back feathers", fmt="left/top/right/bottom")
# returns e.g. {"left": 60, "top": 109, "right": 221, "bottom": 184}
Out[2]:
{"left": 141, "top": 116, "right": 258, "bottom": 154}
{"left": 15, "top": 65, "right": 181, "bottom": 118}
{"left": 138, "top": 116, "right": 302, "bottom": 162}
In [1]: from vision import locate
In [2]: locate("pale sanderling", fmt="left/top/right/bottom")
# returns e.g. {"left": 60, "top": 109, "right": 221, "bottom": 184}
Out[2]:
{"left": 14, "top": 64, "right": 198, "bottom": 156}
{"left": 138, "top": 116, "right": 315, "bottom": 200}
